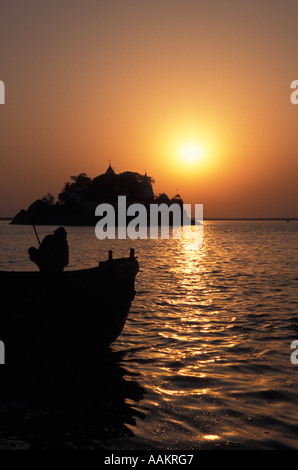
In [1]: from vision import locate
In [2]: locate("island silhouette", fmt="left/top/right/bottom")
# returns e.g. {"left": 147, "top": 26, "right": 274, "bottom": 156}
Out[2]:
{"left": 11, "top": 163, "right": 185, "bottom": 226}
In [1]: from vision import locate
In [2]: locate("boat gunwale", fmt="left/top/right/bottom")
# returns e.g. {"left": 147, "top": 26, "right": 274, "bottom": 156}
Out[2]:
{"left": 0, "top": 257, "right": 139, "bottom": 277}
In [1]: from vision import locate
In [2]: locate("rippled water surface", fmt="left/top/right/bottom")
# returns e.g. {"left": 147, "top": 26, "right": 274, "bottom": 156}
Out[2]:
{"left": 0, "top": 220, "right": 298, "bottom": 449}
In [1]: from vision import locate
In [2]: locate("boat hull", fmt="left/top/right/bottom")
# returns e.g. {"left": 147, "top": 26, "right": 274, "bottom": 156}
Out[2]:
{"left": 0, "top": 256, "right": 139, "bottom": 367}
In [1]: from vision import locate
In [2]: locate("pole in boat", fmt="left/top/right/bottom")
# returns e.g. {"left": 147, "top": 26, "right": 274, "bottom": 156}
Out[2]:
{"left": 33, "top": 224, "right": 41, "bottom": 246}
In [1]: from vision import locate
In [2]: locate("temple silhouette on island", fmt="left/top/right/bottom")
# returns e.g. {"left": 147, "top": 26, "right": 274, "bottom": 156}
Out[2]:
{"left": 11, "top": 163, "right": 185, "bottom": 226}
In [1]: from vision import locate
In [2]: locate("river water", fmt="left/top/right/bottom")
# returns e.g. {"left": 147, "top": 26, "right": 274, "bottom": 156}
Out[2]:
{"left": 0, "top": 220, "right": 298, "bottom": 450}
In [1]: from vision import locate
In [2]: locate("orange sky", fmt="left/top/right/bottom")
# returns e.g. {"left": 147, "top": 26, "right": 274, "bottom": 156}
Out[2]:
{"left": 0, "top": 0, "right": 298, "bottom": 218}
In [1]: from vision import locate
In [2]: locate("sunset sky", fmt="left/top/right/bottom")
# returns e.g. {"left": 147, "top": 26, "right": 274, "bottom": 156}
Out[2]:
{"left": 0, "top": 0, "right": 298, "bottom": 218}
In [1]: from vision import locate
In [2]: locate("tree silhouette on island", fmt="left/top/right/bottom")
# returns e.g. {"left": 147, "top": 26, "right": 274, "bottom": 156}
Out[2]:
{"left": 11, "top": 164, "right": 184, "bottom": 226}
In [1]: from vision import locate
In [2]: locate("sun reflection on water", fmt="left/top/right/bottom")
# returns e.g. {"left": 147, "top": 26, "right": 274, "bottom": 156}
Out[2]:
{"left": 203, "top": 435, "right": 220, "bottom": 441}
{"left": 145, "top": 224, "right": 241, "bottom": 414}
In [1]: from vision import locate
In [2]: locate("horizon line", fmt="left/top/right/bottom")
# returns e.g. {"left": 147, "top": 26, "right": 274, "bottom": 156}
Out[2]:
{"left": 1, "top": 216, "right": 297, "bottom": 222}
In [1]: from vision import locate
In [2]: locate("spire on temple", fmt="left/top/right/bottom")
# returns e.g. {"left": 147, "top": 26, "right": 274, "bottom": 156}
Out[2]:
{"left": 105, "top": 160, "right": 115, "bottom": 176}
{"left": 141, "top": 170, "right": 154, "bottom": 198}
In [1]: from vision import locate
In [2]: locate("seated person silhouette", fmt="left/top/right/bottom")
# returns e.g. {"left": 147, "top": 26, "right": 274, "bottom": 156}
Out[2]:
{"left": 28, "top": 227, "right": 69, "bottom": 273}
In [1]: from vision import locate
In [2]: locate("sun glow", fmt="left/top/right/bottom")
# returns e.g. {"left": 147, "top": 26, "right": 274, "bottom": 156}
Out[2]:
{"left": 181, "top": 144, "right": 202, "bottom": 163}
{"left": 159, "top": 129, "right": 219, "bottom": 177}
{"left": 176, "top": 140, "right": 208, "bottom": 170}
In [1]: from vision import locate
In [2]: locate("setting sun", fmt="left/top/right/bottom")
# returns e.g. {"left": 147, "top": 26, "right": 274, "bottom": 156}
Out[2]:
{"left": 158, "top": 133, "right": 215, "bottom": 180}
{"left": 181, "top": 144, "right": 202, "bottom": 163}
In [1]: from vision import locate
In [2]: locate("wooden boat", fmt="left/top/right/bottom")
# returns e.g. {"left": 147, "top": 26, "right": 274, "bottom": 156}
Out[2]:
{"left": 0, "top": 249, "right": 139, "bottom": 367}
